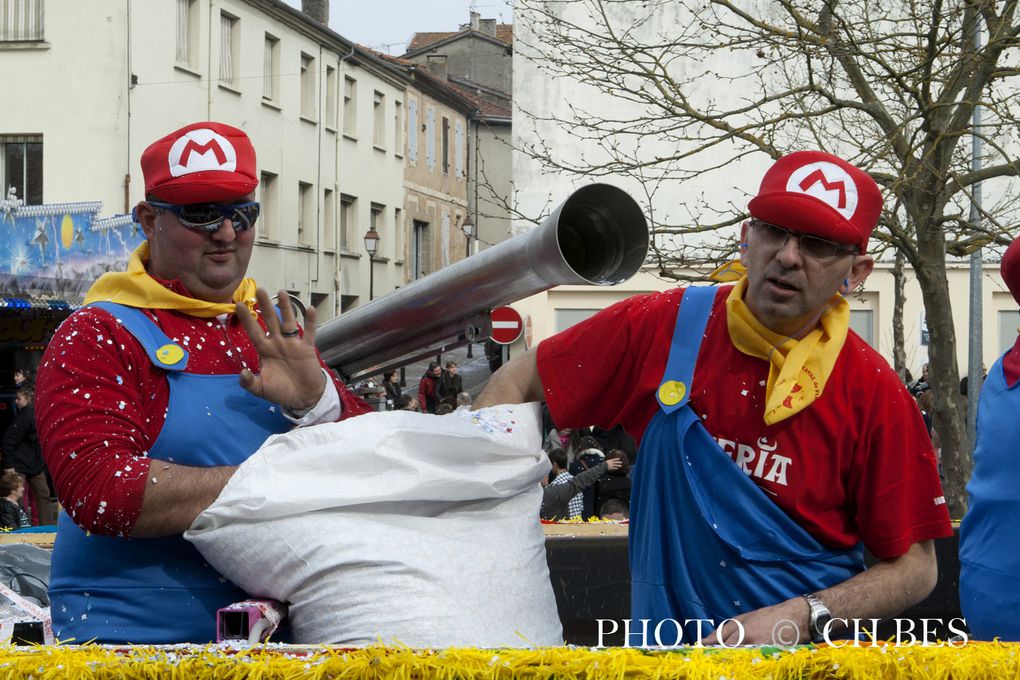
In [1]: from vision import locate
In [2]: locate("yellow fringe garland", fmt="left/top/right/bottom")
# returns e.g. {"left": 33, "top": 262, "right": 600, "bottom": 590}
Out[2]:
{"left": 0, "top": 642, "right": 1017, "bottom": 679}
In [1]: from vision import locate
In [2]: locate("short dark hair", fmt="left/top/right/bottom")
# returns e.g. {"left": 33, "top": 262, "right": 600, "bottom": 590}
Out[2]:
{"left": 435, "top": 403, "right": 454, "bottom": 415}
{"left": 383, "top": 370, "right": 397, "bottom": 381}
{"left": 396, "top": 394, "right": 415, "bottom": 410}
{"left": 445, "top": 361, "right": 457, "bottom": 369}
{"left": 548, "top": 447, "right": 568, "bottom": 470}
{"left": 577, "top": 435, "right": 602, "bottom": 452}
{"left": 16, "top": 386, "right": 34, "bottom": 403}
{"left": 606, "top": 448, "right": 630, "bottom": 474}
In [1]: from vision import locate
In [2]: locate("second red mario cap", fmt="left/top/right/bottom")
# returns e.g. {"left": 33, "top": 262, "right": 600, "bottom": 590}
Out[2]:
{"left": 141, "top": 121, "right": 258, "bottom": 204}
{"left": 748, "top": 151, "right": 882, "bottom": 253}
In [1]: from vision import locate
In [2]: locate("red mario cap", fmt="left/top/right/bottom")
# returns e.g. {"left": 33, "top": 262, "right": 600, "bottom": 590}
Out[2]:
{"left": 748, "top": 151, "right": 882, "bottom": 253}
{"left": 1002, "top": 236, "right": 1020, "bottom": 306}
{"left": 141, "top": 122, "right": 258, "bottom": 204}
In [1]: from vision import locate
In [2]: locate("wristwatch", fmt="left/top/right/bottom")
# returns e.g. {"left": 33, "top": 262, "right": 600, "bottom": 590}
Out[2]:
{"left": 802, "top": 593, "right": 832, "bottom": 641}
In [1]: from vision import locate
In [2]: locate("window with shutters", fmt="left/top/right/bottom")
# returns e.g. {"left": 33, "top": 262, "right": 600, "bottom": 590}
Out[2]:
{"left": 0, "top": 0, "right": 43, "bottom": 41}
{"left": 219, "top": 12, "right": 239, "bottom": 88}
{"left": 425, "top": 108, "right": 436, "bottom": 171}
{"left": 343, "top": 77, "right": 357, "bottom": 136}
{"left": 300, "top": 53, "right": 316, "bottom": 119}
{"left": 393, "top": 101, "right": 403, "bottom": 157}
{"left": 441, "top": 116, "right": 450, "bottom": 175}
{"left": 175, "top": 0, "right": 198, "bottom": 69}
{"left": 258, "top": 171, "right": 278, "bottom": 240}
{"left": 407, "top": 99, "right": 418, "bottom": 163}
{"left": 454, "top": 120, "right": 464, "bottom": 178}
{"left": 339, "top": 195, "right": 356, "bottom": 252}
{"left": 0, "top": 135, "right": 42, "bottom": 205}
{"left": 298, "top": 181, "right": 314, "bottom": 246}
{"left": 393, "top": 207, "right": 404, "bottom": 262}
{"left": 263, "top": 34, "right": 280, "bottom": 102}
{"left": 373, "top": 91, "right": 385, "bottom": 148}
{"left": 323, "top": 188, "right": 336, "bottom": 251}
{"left": 325, "top": 66, "right": 337, "bottom": 129}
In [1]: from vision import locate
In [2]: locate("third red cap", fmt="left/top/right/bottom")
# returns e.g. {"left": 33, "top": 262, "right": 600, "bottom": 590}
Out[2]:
{"left": 1003, "top": 236, "right": 1020, "bottom": 306}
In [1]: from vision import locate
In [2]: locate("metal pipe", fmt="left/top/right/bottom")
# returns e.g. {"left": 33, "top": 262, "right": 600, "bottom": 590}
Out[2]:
{"left": 316, "top": 183, "right": 648, "bottom": 379}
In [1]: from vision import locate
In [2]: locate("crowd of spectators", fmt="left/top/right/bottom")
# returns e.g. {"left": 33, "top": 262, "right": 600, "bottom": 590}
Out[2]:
{"left": 0, "top": 368, "right": 57, "bottom": 530}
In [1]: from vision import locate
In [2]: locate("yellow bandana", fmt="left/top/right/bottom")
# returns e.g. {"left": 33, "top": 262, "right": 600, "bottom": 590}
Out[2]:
{"left": 725, "top": 277, "right": 849, "bottom": 425}
{"left": 708, "top": 259, "right": 747, "bottom": 283}
{"left": 84, "top": 242, "right": 258, "bottom": 317}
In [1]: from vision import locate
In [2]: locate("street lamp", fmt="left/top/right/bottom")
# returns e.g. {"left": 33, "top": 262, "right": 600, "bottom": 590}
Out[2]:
{"left": 461, "top": 215, "right": 476, "bottom": 258}
{"left": 364, "top": 227, "right": 380, "bottom": 301}
{"left": 460, "top": 216, "right": 477, "bottom": 357}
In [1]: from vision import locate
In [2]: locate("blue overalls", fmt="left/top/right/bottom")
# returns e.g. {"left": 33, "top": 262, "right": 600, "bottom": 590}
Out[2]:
{"left": 960, "top": 354, "right": 1020, "bottom": 641}
{"left": 48, "top": 302, "right": 292, "bottom": 644}
{"left": 628, "top": 286, "right": 865, "bottom": 644}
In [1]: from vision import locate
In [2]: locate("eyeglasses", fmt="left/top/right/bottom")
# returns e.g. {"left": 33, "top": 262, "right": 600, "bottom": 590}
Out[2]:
{"left": 749, "top": 220, "right": 858, "bottom": 260}
{"left": 147, "top": 201, "right": 260, "bottom": 232}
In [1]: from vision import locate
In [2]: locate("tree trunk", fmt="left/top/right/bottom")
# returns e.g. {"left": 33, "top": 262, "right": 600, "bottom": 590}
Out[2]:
{"left": 891, "top": 250, "right": 908, "bottom": 381}
{"left": 912, "top": 238, "right": 971, "bottom": 519}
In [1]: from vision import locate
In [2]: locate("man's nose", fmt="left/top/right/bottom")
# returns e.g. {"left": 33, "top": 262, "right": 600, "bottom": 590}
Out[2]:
{"left": 775, "top": 233, "right": 804, "bottom": 266}
{"left": 211, "top": 217, "right": 237, "bottom": 241}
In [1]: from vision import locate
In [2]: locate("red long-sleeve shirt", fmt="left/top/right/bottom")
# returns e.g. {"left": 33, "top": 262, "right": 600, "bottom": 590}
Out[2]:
{"left": 36, "top": 288, "right": 369, "bottom": 536}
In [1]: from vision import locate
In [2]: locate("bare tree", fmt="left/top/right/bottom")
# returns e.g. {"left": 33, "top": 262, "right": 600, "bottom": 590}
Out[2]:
{"left": 515, "top": 0, "right": 1020, "bottom": 516}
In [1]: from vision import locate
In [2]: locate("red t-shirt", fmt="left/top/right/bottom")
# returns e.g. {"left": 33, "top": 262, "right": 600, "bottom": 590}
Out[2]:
{"left": 537, "top": 286, "right": 952, "bottom": 559}
{"left": 36, "top": 284, "right": 370, "bottom": 537}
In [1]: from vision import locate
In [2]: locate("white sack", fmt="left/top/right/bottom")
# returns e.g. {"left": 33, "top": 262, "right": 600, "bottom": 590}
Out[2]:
{"left": 185, "top": 403, "right": 563, "bottom": 647}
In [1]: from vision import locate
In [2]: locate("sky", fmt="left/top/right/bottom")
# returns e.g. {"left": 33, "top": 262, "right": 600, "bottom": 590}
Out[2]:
{"left": 280, "top": 0, "right": 514, "bottom": 55}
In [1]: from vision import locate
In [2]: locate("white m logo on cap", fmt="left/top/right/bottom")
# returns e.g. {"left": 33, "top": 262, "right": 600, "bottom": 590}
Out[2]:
{"left": 786, "top": 161, "right": 858, "bottom": 220}
{"left": 168, "top": 129, "right": 237, "bottom": 177}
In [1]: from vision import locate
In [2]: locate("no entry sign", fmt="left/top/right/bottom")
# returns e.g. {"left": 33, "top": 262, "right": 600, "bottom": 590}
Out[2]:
{"left": 490, "top": 306, "right": 524, "bottom": 345}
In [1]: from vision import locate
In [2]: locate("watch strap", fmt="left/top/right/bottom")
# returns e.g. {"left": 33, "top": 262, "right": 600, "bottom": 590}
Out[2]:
{"left": 802, "top": 592, "right": 832, "bottom": 640}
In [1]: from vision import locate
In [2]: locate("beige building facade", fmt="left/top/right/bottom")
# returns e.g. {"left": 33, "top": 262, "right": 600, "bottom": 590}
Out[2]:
{"left": 398, "top": 67, "right": 471, "bottom": 280}
{"left": 1, "top": 0, "right": 405, "bottom": 320}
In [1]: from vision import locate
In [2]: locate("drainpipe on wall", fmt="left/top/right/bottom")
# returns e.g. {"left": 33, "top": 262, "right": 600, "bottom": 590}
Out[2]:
{"left": 125, "top": 0, "right": 132, "bottom": 214}
{"left": 207, "top": 0, "right": 214, "bottom": 119}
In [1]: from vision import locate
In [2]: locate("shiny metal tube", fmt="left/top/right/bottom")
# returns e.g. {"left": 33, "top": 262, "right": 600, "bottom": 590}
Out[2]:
{"left": 316, "top": 183, "right": 648, "bottom": 379}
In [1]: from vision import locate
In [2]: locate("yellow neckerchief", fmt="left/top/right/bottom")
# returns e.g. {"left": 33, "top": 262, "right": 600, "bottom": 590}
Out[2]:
{"left": 84, "top": 242, "right": 258, "bottom": 317}
{"left": 725, "top": 276, "right": 849, "bottom": 425}
{"left": 708, "top": 259, "right": 746, "bottom": 282}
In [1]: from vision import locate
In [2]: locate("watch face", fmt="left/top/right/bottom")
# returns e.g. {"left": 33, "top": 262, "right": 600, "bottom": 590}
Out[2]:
{"left": 815, "top": 612, "right": 832, "bottom": 636}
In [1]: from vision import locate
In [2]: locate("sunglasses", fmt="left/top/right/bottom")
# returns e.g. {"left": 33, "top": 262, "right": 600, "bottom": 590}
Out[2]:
{"left": 749, "top": 220, "right": 858, "bottom": 260}
{"left": 146, "top": 201, "right": 261, "bottom": 232}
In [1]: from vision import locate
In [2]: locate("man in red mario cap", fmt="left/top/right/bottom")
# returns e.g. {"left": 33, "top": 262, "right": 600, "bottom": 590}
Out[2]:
{"left": 960, "top": 234, "right": 1020, "bottom": 641}
{"left": 35, "top": 122, "right": 370, "bottom": 644}
{"left": 478, "top": 151, "right": 952, "bottom": 645}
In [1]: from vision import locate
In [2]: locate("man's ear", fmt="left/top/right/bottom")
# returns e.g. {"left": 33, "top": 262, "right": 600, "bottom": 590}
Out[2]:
{"left": 738, "top": 221, "right": 750, "bottom": 267}
{"left": 134, "top": 201, "right": 158, "bottom": 240}
{"left": 845, "top": 254, "right": 875, "bottom": 293}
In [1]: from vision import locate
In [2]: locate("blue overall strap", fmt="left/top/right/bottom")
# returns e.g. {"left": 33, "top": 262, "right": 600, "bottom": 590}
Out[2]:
{"left": 960, "top": 353, "right": 1020, "bottom": 641}
{"left": 88, "top": 302, "right": 189, "bottom": 371}
{"left": 655, "top": 286, "right": 715, "bottom": 414}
